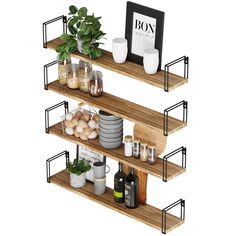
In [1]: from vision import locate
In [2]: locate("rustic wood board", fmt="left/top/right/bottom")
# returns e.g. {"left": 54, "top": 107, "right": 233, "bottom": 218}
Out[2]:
{"left": 49, "top": 123, "right": 185, "bottom": 181}
{"left": 47, "top": 38, "right": 187, "bottom": 91}
{"left": 48, "top": 81, "right": 187, "bottom": 135}
{"left": 50, "top": 170, "right": 184, "bottom": 233}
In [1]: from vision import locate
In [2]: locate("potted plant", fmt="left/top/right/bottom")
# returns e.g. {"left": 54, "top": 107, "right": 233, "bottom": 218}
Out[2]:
{"left": 66, "top": 159, "right": 91, "bottom": 188}
{"left": 56, "top": 5, "right": 106, "bottom": 60}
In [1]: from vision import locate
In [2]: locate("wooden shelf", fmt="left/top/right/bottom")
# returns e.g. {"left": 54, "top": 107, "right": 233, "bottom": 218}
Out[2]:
{"left": 50, "top": 170, "right": 184, "bottom": 233}
{"left": 49, "top": 123, "right": 185, "bottom": 181}
{"left": 48, "top": 81, "right": 187, "bottom": 135}
{"left": 47, "top": 38, "right": 187, "bottom": 91}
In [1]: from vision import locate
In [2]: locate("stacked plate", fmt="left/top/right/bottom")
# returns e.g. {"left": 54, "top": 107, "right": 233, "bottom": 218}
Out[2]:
{"left": 99, "top": 110, "right": 123, "bottom": 149}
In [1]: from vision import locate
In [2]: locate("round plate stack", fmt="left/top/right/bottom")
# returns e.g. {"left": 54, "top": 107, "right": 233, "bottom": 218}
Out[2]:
{"left": 99, "top": 110, "right": 123, "bottom": 149}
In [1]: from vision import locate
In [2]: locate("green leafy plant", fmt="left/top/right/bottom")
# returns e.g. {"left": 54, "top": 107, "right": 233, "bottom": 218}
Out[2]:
{"left": 66, "top": 159, "right": 91, "bottom": 176}
{"left": 56, "top": 5, "right": 106, "bottom": 61}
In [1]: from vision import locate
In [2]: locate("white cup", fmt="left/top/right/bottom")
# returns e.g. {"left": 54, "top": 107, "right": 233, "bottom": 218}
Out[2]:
{"left": 143, "top": 49, "right": 159, "bottom": 74}
{"left": 112, "top": 38, "right": 128, "bottom": 64}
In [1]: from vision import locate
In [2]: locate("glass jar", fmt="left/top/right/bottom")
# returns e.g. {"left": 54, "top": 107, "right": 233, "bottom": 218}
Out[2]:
{"left": 58, "top": 57, "right": 71, "bottom": 85}
{"left": 133, "top": 139, "right": 140, "bottom": 159}
{"left": 67, "top": 64, "right": 79, "bottom": 89}
{"left": 79, "top": 60, "right": 92, "bottom": 92}
{"left": 140, "top": 143, "right": 148, "bottom": 162}
{"left": 89, "top": 71, "right": 103, "bottom": 97}
{"left": 124, "top": 135, "right": 133, "bottom": 157}
{"left": 147, "top": 145, "right": 157, "bottom": 165}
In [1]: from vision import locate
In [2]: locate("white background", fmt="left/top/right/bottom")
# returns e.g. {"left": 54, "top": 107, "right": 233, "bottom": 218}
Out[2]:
{"left": 1, "top": 0, "right": 236, "bottom": 235}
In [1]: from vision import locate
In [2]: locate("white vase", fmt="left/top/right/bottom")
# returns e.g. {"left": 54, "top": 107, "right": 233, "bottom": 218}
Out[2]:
{"left": 143, "top": 49, "right": 159, "bottom": 74}
{"left": 77, "top": 39, "right": 83, "bottom": 53}
{"left": 112, "top": 38, "right": 128, "bottom": 64}
{"left": 70, "top": 172, "right": 86, "bottom": 188}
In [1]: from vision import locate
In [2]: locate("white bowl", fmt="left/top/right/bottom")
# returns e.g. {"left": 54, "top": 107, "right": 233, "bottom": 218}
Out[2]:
{"left": 99, "top": 139, "right": 122, "bottom": 149}
{"left": 99, "top": 127, "right": 123, "bottom": 134}
{"left": 99, "top": 130, "right": 123, "bottom": 138}
{"left": 99, "top": 117, "right": 123, "bottom": 125}
{"left": 99, "top": 135, "right": 123, "bottom": 143}
{"left": 99, "top": 122, "right": 123, "bottom": 130}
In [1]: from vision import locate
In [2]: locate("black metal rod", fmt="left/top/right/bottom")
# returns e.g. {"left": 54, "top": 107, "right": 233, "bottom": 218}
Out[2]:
{"left": 164, "top": 100, "right": 185, "bottom": 112}
{"left": 165, "top": 56, "right": 186, "bottom": 67}
{"left": 76, "top": 144, "right": 80, "bottom": 161}
{"left": 43, "top": 60, "right": 58, "bottom": 90}
{"left": 43, "top": 15, "right": 65, "bottom": 25}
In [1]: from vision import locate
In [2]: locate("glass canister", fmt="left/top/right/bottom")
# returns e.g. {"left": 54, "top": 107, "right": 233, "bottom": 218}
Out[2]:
{"left": 147, "top": 145, "right": 157, "bottom": 165}
{"left": 58, "top": 57, "right": 71, "bottom": 85}
{"left": 67, "top": 64, "right": 79, "bottom": 89}
{"left": 79, "top": 60, "right": 92, "bottom": 92}
{"left": 124, "top": 135, "right": 133, "bottom": 157}
{"left": 133, "top": 139, "right": 140, "bottom": 159}
{"left": 140, "top": 143, "right": 148, "bottom": 162}
{"left": 89, "top": 71, "right": 103, "bottom": 97}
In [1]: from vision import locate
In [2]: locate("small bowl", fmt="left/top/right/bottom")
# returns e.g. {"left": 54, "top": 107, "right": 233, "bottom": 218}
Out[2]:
{"left": 99, "top": 110, "right": 121, "bottom": 121}
{"left": 99, "top": 130, "right": 123, "bottom": 138}
{"left": 99, "top": 122, "right": 123, "bottom": 130}
{"left": 99, "top": 117, "right": 123, "bottom": 125}
{"left": 99, "top": 139, "right": 122, "bottom": 149}
{"left": 99, "top": 135, "right": 123, "bottom": 143}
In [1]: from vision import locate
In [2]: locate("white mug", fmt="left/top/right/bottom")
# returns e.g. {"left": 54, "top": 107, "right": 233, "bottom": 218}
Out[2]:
{"left": 143, "top": 49, "right": 159, "bottom": 74}
{"left": 112, "top": 38, "right": 128, "bottom": 64}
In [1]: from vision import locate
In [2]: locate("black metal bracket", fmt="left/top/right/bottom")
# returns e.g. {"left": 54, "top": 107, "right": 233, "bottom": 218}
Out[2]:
{"left": 162, "top": 199, "right": 185, "bottom": 234}
{"left": 43, "top": 15, "right": 67, "bottom": 48}
{"left": 45, "top": 101, "right": 69, "bottom": 133}
{"left": 46, "top": 151, "right": 70, "bottom": 183}
{"left": 164, "top": 56, "right": 189, "bottom": 92}
{"left": 43, "top": 60, "right": 58, "bottom": 90}
{"left": 163, "top": 100, "right": 188, "bottom": 136}
{"left": 163, "top": 146, "right": 187, "bottom": 182}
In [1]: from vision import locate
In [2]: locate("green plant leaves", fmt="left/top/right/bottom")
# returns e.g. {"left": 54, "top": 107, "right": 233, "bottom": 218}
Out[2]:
{"left": 66, "top": 159, "right": 91, "bottom": 175}
{"left": 60, "top": 34, "right": 74, "bottom": 42}
{"left": 69, "top": 5, "right": 78, "bottom": 14}
{"left": 94, "top": 31, "right": 106, "bottom": 40}
{"left": 78, "top": 7, "right": 88, "bottom": 17}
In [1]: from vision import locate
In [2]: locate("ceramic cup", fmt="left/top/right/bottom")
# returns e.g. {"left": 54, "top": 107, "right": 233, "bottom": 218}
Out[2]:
{"left": 143, "top": 48, "right": 159, "bottom": 74}
{"left": 112, "top": 38, "right": 128, "bottom": 64}
{"left": 94, "top": 177, "right": 106, "bottom": 195}
{"left": 93, "top": 161, "right": 110, "bottom": 179}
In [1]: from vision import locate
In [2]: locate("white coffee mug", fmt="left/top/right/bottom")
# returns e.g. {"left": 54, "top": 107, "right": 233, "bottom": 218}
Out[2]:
{"left": 143, "top": 49, "right": 159, "bottom": 74}
{"left": 112, "top": 38, "right": 128, "bottom": 64}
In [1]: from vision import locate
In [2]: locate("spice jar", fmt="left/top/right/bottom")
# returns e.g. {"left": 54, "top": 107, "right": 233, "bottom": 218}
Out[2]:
{"left": 140, "top": 143, "right": 148, "bottom": 162}
{"left": 58, "top": 57, "right": 71, "bottom": 85}
{"left": 89, "top": 71, "right": 103, "bottom": 97}
{"left": 67, "top": 64, "right": 79, "bottom": 89}
{"left": 133, "top": 139, "right": 140, "bottom": 159}
{"left": 147, "top": 145, "right": 157, "bottom": 165}
{"left": 79, "top": 60, "right": 92, "bottom": 92}
{"left": 124, "top": 135, "right": 133, "bottom": 157}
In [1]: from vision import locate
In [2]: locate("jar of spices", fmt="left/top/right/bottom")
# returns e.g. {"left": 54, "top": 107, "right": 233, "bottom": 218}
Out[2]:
{"left": 89, "top": 71, "right": 103, "bottom": 97}
{"left": 133, "top": 139, "right": 140, "bottom": 159}
{"left": 124, "top": 135, "right": 133, "bottom": 157}
{"left": 58, "top": 57, "right": 71, "bottom": 85}
{"left": 147, "top": 145, "right": 157, "bottom": 165}
{"left": 140, "top": 143, "right": 148, "bottom": 162}
{"left": 79, "top": 60, "right": 92, "bottom": 92}
{"left": 67, "top": 64, "right": 79, "bottom": 89}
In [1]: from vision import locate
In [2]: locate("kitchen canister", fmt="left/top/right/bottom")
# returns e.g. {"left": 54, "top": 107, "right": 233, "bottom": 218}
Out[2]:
{"left": 124, "top": 135, "right": 133, "bottom": 157}
{"left": 112, "top": 38, "right": 128, "bottom": 64}
{"left": 143, "top": 48, "right": 159, "bottom": 74}
{"left": 94, "top": 177, "right": 106, "bottom": 195}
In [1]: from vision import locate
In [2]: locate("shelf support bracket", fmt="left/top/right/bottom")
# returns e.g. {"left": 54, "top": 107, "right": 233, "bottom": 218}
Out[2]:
{"left": 46, "top": 150, "right": 70, "bottom": 183}
{"left": 45, "top": 101, "right": 69, "bottom": 133}
{"left": 43, "top": 60, "right": 58, "bottom": 90}
{"left": 163, "top": 100, "right": 188, "bottom": 136}
{"left": 164, "top": 56, "right": 189, "bottom": 92}
{"left": 162, "top": 199, "right": 185, "bottom": 234}
{"left": 43, "top": 15, "right": 67, "bottom": 48}
{"left": 162, "top": 146, "right": 187, "bottom": 182}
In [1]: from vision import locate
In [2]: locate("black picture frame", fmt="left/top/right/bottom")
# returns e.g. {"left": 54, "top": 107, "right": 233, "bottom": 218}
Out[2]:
{"left": 125, "top": 1, "right": 165, "bottom": 71}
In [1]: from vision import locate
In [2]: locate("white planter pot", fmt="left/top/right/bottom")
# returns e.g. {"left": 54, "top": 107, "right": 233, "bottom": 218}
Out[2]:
{"left": 77, "top": 39, "right": 83, "bottom": 53}
{"left": 70, "top": 172, "right": 86, "bottom": 188}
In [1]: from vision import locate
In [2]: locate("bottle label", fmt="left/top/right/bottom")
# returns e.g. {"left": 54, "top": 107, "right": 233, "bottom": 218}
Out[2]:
{"left": 114, "top": 191, "right": 123, "bottom": 198}
{"left": 125, "top": 183, "right": 135, "bottom": 207}
{"left": 114, "top": 178, "right": 124, "bottom": 200}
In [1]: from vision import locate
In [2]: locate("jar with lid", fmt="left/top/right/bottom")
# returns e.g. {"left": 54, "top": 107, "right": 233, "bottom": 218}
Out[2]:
{"left": 124, "top": 135, "right": 133, "bottom": 157}
{"left": 133, "top": 139, "right": 140, "bottom": 159}
{"left": 147, "top": 145, "right": 157, "bottom": 165}
{"left": 140, "top": 143, "right": 148, "bottom": 162}
{"left": 58, "top": 56, "right": 71, "bottom": 85}
{"left": 78, "top": 60, "right": 92, "bottom": 92}
{"left": 67, "top": 64, "right": 79, "bottom": 89}
{"left": 89, "top": 71, "right": 103, "bottom": 97}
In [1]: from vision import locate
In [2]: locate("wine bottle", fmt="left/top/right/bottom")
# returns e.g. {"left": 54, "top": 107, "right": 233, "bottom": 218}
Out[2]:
{"left": 125, "top": 168, "right": 139, "bottom": 209}
{"left": 114, "top": 162, "right": 126, "bottom": 203}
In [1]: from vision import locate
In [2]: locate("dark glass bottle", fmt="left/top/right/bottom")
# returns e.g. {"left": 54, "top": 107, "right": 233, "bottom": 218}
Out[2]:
{"left": 125, "top": 168, "right": 139, "bottom": 209}
{"left": 114, "top": 162, "right": 126, "bottom": 203}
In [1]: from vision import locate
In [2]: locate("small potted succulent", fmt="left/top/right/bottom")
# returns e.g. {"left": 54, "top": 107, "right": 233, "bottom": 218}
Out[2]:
{"left": 56, "top": 5, "right": 106, "bottom": 60}
{"left": 67, "top": 159, "right": 91, "bottom": 188}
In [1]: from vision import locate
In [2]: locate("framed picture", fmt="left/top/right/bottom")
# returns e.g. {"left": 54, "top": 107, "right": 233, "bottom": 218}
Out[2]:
{"left": 125, "top": 1, "right": 165, "bottom": 71}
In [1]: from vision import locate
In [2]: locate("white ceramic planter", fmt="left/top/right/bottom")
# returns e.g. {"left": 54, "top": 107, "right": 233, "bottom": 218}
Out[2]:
{"left": 77, "top": 39, "right": 83, "bottom": 53}
{"left": 143, "top": 48, "right": 159, "bottom": 74}
{"left": 70, "top": 172, "right": 86, "bottom": 188}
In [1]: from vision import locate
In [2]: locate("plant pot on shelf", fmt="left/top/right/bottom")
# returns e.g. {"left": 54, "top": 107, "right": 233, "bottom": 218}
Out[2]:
{"left": 70, "top": 172, "right": 86, "bottom": 188}
{"left": 77, "top": 39, "right": 83, "bottom": 54}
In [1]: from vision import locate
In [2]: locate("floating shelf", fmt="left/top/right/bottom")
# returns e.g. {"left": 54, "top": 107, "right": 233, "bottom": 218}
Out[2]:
{"left": 48, "top": 81, "right": 187, "bottom": 135}
{"left": 49, "top": 123, "right": 185, "bottom": 181}
{"left": 50, "top": 170, "right": 184, "bottom": 233}
{"left": 47, "top": 38, "right": 187, "bottom": 91}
